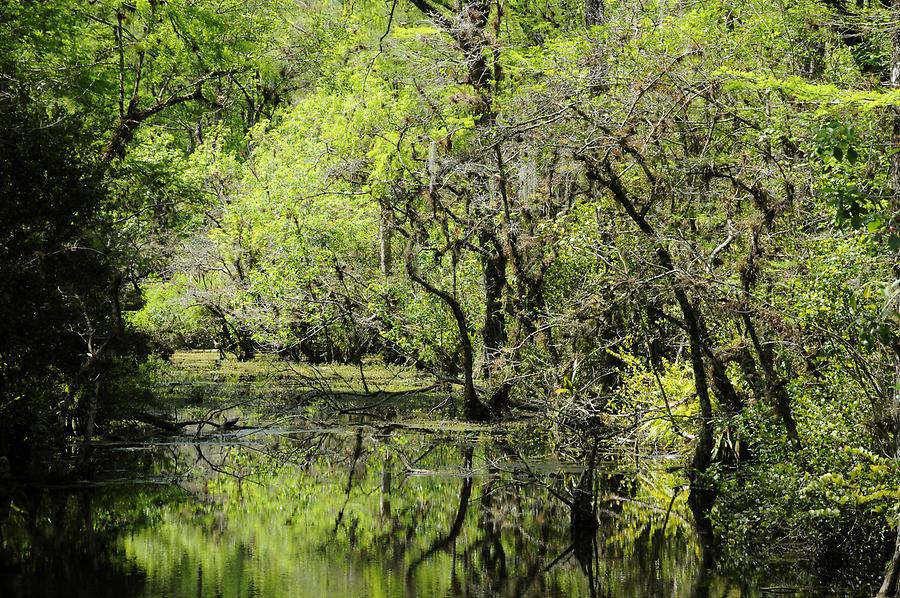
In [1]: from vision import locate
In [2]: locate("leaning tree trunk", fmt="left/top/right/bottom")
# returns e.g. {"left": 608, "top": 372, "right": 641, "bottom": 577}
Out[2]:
{"left": 410, "top": 0, "right": 510, "bottom": 390}
{"left": 741, "top": 227, "right": 801, "bottom": 449}
{"left": 669, "top": 273, "right": 715, "bottom": 479}
{"left": 405, "top": 243, "right": 490, "bottom": 421}
{"left": 587, "top": 160, "right": 715, "bottom": 481}
{"left": 890, "top": 0, "right": 900, "bottom": 463}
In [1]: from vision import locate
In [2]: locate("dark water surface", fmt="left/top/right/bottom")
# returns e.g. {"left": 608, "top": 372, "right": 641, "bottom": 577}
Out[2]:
{"left": 0, "top": 421, "right": 879, "bottom": 597}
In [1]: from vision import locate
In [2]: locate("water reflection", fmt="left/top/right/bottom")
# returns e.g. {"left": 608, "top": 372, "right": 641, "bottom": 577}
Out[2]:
{"left": 0, "top": 486, "right": 151, "bottom": 597}
{"left": 0, "top": 425, "right": 872, "bottom": 597}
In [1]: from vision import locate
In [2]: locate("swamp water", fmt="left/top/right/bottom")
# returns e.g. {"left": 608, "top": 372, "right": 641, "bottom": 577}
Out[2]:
{"left": 0, "top": 355, "right": 887, "bottom": 597}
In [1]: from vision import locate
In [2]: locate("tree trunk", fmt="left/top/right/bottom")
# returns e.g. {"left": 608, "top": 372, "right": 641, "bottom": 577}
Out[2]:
{"left": 380, "top": 200, "right": 393, "bottom": 276}
{"left": 743, "top": 311, "right": 801, "bottom": 449}
{"left": 481, "top": 232, "right": 507, "bottom": 378}
{"left": 890, "top": 0, "right": 900, "bottom": 460}
{"left": 405, "top": 244, "right": 489, "bottom": 421}
{"left": 669, "top": 277, "right": 715, "bottom": 480}
{"left": 584, "top": 0, "right": 604, "bottom": 27}
{"left": 739, "top": 227, "right": 801, "bottom": 449}
{"left": 58, "top": 277, "right": 123, "bottom": 454}
{"left": 880, "top": 519, "right": 900, "bottom": 598}
{"left": 699, "top": 314, "right": 745, "bottom": 416}
{"left": 587, "top": 160, "right": 714, "bottom": 479}
{"left": 408, "top": 0, "right": 509, "bottom": 404}
{"left": 79, "top": 378, "right": 101, "bottom": 473}
{"left": 882, "top": 353, "right": 900, "bottom": 598}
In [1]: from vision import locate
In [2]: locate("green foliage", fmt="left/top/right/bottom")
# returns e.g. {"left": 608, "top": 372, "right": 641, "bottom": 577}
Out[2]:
{"left": 6, "top": 0, "right": 900, "bottom": 587}
{"left": 0, "top": 90, "right": 115, "bottom": 447}
{"left": 129, "top": 275, "right": 215, "bottom": 350}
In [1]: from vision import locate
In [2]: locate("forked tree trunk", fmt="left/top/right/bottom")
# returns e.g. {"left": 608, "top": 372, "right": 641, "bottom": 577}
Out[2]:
{"left": 671, "top": 280, "right": 715, "bottom": 479}
{"left": 410, "top": 0, "right": 509, "bottom": 390}
{"left": 742, "top": 310, "right": 801, "bottom": 449}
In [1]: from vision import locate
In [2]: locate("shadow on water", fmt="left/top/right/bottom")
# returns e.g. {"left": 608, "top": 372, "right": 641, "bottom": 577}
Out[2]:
{"left": 0, "top": 421, "right": 885, "bottom": 597}
{"left": 687, "top": 485, "right": 716, "bottom": 598}
{"left": 0, "top": 486, "right": 149, "bottom": 597}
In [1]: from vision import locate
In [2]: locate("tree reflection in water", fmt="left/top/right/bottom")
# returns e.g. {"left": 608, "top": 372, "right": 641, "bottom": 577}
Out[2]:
{"left": 0, "top": 425, "right": 865, "bottom": 597}
{"left": 0, "top": 486, "right": 150, "bottom": 597}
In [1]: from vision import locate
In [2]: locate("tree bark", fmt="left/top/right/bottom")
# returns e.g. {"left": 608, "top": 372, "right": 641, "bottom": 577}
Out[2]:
{"left": 405, "top": 243, "right": 490, "bottom": 421}
{"left": 740, "top": 226, "right": 801, "bottom": 449}
{"left": 889, "top": 0, "right": 900, "bottom": 460}
{"left": 380, "top": 201, "right": 393, "bottom": 276}
{"left": 743, "top": 311, "right": 801, "bottom": 449}
{"left": 669, "top": 267, "right": 715, "bottom": 479}
{"left": 80, "top": 378, "right": 101, "bottom": 468}
{"left": 584, "top": 0, "right": 604, "bottom": 27}
{"left": 58, "top": 277, "right": 123, "bottom": 448}
{"left": 409, "top": 0, "right": 509, "bottom": 389}
{"left": 481, "top": 231, "right": 506, "bottom": 378}
{"left": 100, "top": 70, "right": 235, "bottom": 168}
{"left": 586, "top": 160, "right": 714, "bottom": 479}
{"left": 880, "top": 518, "right": 900, "bottom": 598}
